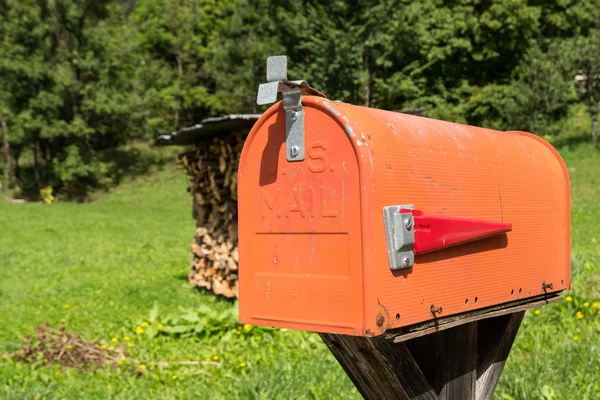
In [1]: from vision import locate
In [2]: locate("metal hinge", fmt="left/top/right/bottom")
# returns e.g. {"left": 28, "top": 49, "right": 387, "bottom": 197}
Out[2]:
{"left": 256, "top": 55, "right": 325, "bottom": 162}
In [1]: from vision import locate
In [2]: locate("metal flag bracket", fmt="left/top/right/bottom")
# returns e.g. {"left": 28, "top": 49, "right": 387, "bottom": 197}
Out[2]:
{"left": 256, "top": 55, "right": 326, "bottom": 162}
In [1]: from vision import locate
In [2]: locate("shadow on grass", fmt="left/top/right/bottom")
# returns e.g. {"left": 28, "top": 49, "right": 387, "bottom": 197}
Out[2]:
{"left": 551, "top": 134, "right": 595, "bottom": 149}
{"left": 174, "top": 271, "right": 236, "bottom": 302}
{"left": 11, "top": 143, "right": 181, "bottom": 202}
{"left": 174, "top": 273, "right": 190, "bottom": 282}
{"left": 99, "top": 145, "right": 176, "bottom": 188}
{"left": 193, "top": 285, "right": 236, "bottom": 303}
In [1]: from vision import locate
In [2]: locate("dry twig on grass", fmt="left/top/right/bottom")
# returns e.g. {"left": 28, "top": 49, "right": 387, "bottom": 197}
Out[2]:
{"left": 13, "top": 324, "right": 122, "bottom": 370}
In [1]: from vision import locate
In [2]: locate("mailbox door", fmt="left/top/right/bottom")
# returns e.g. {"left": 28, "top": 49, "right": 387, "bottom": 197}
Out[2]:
{"left": 238, "top": 102, "right": 366, "bottom": 335}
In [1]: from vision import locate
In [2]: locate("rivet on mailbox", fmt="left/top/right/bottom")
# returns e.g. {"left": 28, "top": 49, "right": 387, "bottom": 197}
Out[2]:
{"left": 238, "top": 55, "right": 570, "bottom": 338}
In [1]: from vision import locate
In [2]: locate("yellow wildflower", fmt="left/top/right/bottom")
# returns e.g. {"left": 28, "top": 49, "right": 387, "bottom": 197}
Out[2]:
{"left": 172, "top": 375, "right": 177, "bottom": 380}
{"left": 66, "top": 345, "right": 72, "bottom": 350}
{"left": 584, "top": 302, "right": 590, "bottom": 307}
{"left": 236, "top": 331, "right": 241, "bottom": 335}
{"left": 143, "top": 322, "right": 149, "bottom": 327}
{"left": 565, "top": 296, "right": 573, "bottom": 302}
{"left": 593, "top": 302, "right": 599, "bottom": 308}
{"left": 151, "top": 343, "right": 156, "bottom": 348}
{"left": 60, "top": 319, "right": 65, "bottom": 323}
{"left": 243, "top": 324, "right": 252, "bottom": 332}
{"left": 205, "top": 357, "right": 211, "bottom": 362}
{"left": 100, "top": 344, "right": 107, "bottom": 349}
{"left": 124, "top": 336, "right": 130, "bottom": 341}
{"left": 576, "top": 311, "right": 584, "bottom": 319}
{"left": 118, "top": 360, "right": 124, "bottom": 366}
{"left": 120, "top": 357, "right": 126, "bottom": 361}
{"left": 573, "top": 335, "right": 580, "bottom": 341}
{"left": 534, "top": 310, "right": 541, "bottom": 315}
{"left": 43, "top": 359, "right": 48, "bottom": 363}
{"left": 40, "top": 186, "right": 54, "bottom": 204}
{"left": 136, "top": 326, "right": 144, "bottom": 335}
{"left": 128, "top": 343, "right": 134, "bottom": 348}
{"left": 139, "top": 365, "right": 146, "bottom": 371}
{"left": 111, "top": 338, "right": 117, "bottom": 343}
{"left": 157, "top": 323, "right": 164, "bottom": 330}
{"left": 109, "top": 345, "right": 115, "bottom": 351}
{"left": 64, "top": 304, "right": 70, "bottom": 309}
{"left": 239, "top": 362, "right": 246, "bottom": 367}
{"left": 212, "top": 355, "right": 219, "bottom": 361}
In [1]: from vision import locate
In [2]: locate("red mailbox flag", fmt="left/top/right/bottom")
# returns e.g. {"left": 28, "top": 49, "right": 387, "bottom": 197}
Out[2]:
{"left": 399, "top": 209, "right": 512, "bottom": 255}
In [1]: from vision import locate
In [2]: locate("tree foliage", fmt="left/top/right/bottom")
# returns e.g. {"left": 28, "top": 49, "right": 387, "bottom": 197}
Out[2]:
{"left": 1, "top": 0, "right": 599, "bottom": 197}
{"left": 565, "top": 29, "right": 600, "bottom": 142}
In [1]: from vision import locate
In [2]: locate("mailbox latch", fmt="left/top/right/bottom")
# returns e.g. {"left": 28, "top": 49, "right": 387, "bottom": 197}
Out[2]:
{"left": 383, "top": 205, "right": 512, "bottom": 270}
{"left": 256, "top": 55, "right": 326, "bottom": 162}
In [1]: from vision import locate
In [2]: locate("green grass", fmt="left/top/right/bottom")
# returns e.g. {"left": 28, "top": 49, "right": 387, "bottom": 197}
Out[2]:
{"left": 1, "top": 134, "right": 600, "bottom": 399}
{"left": 0, "top": 165, "right": 356, "bottom": 399}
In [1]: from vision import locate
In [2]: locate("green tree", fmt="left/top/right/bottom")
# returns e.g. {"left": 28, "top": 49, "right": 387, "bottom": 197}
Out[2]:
{"left": 2, "top": 0, "right": 599, "bottom": 198}
{"left": 132, "top": 0, "right": 229, "bottom": 133}
{"left": 466, "top": 44, "right": 574, "bottom": 132}
{"left": 0, "top": 0, "right": 145, "bottom": 196}
{"left": 0, "top": 0, "right": 48, "bottom": 189}
{"left": 37, "top": 0, "right": 146, "bottom": 196}
{"left": 209, "top": 0, "right": 546, "bottom": 120}
{"left": 205, "top": 0, "right": 295, "bottom": 113}
{"left": 566, "top": 29, "right": 600, "bottom": 143}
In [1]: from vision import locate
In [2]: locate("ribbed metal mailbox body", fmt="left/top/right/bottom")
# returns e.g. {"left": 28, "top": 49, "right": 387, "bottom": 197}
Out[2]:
{"left": 238, "top": 96, "right": 570, "bottom": 336}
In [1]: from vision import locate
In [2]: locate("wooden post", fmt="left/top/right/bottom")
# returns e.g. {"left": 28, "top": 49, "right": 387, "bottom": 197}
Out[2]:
{"left": 476, "top": 312, "right": 524, "bottom": 399}
{"left": 320, "top": 333, "right": 437, "bottom": 400}
{"left": 321, "top": 310, "right": 528, "bottom": 400}
{"left": 434, "top": 322, "right": 478, "bottom": 399}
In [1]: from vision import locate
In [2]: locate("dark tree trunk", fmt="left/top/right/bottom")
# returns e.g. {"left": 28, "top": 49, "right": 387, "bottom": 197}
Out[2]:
{"left": 592, "top": 109, "right": 598, "bottom": 144}
{"left": 34, "top": 140, "right": 40, "bottom": 185}
{"left": 2, "top": 119, "right": 8, "bottom": 185}
{"left": 175, "top": 54, "right": 183, "bottom": 130}
{"left": 1, "top": 119, "right": 15, "bottom": 188}
{"left": 363, "top": 54, "right": 371, "bottom": 107}
{"left": 13, "top": 148, "right": 20, "bottom": 184}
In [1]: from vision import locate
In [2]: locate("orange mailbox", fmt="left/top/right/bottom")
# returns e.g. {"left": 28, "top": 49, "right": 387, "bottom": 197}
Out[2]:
{"left": 238, "top": 56, "right": 569, "bottom": 337}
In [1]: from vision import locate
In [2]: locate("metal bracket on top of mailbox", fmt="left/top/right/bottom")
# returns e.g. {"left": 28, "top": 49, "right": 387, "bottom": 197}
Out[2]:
{"left": 256, "top": 55, "right": 326, "bottom": 162}
{"left": 383, "top": 204, "right": 513, "bottom": 270}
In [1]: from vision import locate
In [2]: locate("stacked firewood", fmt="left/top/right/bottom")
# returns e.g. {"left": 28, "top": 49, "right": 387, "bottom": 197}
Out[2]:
{"left": 179, "top": 134, "right": 245, "bottom": 298}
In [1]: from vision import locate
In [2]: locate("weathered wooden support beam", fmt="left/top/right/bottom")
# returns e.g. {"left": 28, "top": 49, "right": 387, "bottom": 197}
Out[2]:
{"left": 321, "top": 310, "right": 527, "bottom": 400}
{"left": 319, "top": 333, "right": 438, "bottom": 400}
{"left": 435, "top": 322, "right": 478, "bottom": 399}
{"left": 476, "top": 311, "right": 525, "bottom": 400}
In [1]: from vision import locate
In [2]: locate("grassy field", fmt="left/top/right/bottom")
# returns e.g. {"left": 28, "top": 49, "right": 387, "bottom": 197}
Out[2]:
{"left": 0, "top": 163, "right": 356, "bottom": 399}
{"left": 1, "top": 134, "right": 600, "bottom": 399}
